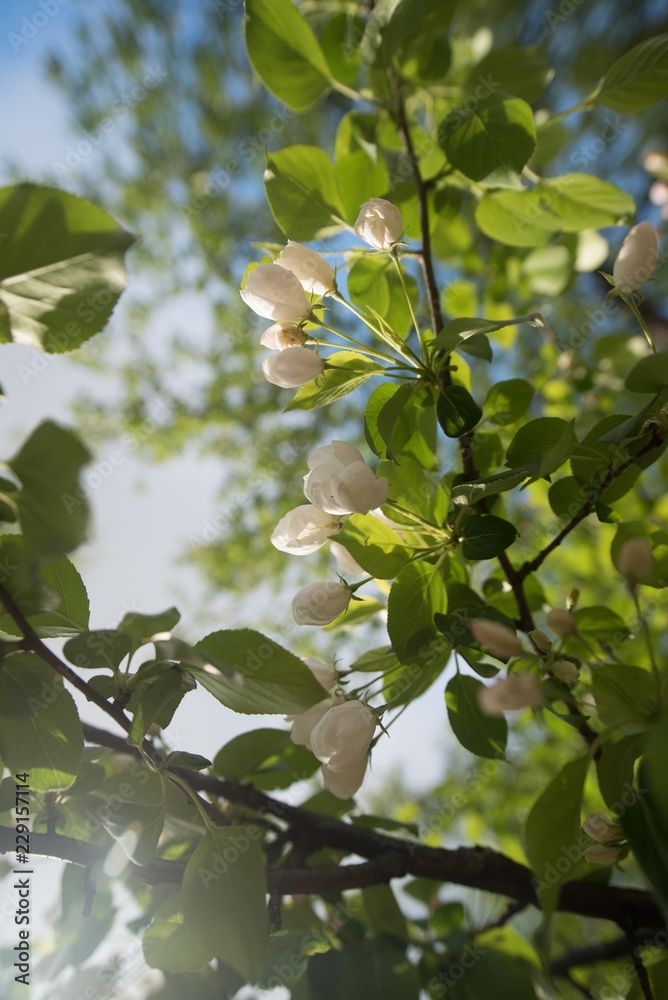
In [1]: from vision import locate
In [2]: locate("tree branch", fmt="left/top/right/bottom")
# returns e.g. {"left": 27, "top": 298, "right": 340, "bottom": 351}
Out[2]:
{"left": 0, "top": 582, "right": 132, "bottom": 733}
{"left": 69, "top": 723, "right": 663, "bottom": 930}
{"left": 518, "top": 430, "right": 665, "bottom": 581}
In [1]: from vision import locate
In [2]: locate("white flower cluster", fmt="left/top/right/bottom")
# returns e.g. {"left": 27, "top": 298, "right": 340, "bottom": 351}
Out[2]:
{"left": 287, "top": 659, "right": 377, "bottom": 798}
{"left": 270, "top": 441, "right": 389, "bottom": 624}
{"left": 239, "top": 199, "right": 404, "bottom": 388}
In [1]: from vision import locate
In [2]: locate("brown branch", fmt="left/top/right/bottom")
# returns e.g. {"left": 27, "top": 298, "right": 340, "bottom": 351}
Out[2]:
{"left": 518, "top": 430, "right": 665, "bottom": 581}
{"left": 72, "top": 724, "right": 663, "bottom": 930}
{"left": 631, "top": 945, "right": 656, "bottom": 1000}
{"left": 389, "top": 74, "right": 538, "bottom": 639}
{"left": 0, "top": 582, "right": 132, "bottom": 733}
{"left": 0, "top": 819, "right": 662, "bottom": 934}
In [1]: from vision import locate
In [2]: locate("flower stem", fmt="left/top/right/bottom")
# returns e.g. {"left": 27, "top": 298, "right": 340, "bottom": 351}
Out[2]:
{"left": 317, "top": 320, "right": 410, "bottom": 366}
{"left": 391, "top": 249, "right": 428, "bottom": 363}
{"left": 332, "top": 292, "right": 422, "bottom": 367}
{"left": 625, "top": 295, "right": 657, "bottom": 354}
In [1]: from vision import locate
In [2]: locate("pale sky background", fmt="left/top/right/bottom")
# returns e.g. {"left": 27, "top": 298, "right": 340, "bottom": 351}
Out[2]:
{"left": 0, "top": 3, "right": 453, "bottom": 993}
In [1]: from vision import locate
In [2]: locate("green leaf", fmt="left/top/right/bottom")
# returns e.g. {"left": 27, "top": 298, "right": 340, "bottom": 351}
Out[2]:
{"left": 363, "top": 884, "right": 408, "bottom": 939}
{"left": 537, "top": 174, "right": 635, "bottom": 231}
{"left": 336, "top": 513, "right": 411, "bottom": 579}
{"left": 264, "top": 146, "right": 345, "bottom": 240}
{"left": 118, "top": 607, "right": 181, "bottom": 644}
{"left": 335, "top": 151, "right": 390, "bottom": 224}
{"left": 445, "top": 950, "right": 539, "bottom": 1000}
{"left": 165, "top": 751, "right": 212, "bottom": 771}
{"left": 571, "top": 606, "right": 630, "bottom": 643}
{"left": 524, "top": 755, "right": 590, "bottom": 917}
{"left": 185, "top": 629, "right": 328, "bottom": 714}
{"left": 625, "top": 351, "right": 668, "bottom": 393}
{"left": 360, "top": 0, "right": 424, "bottom": 68}
{"left": 484, "top": 379, "right": 534, "bottom": 426}
{"left": 0, "top": 652, "right": 83, "bottom": 790}
{"left": 0, "top": 555, "right": 89, "bottom": 638}
{"left": 387, "top": 561, "right": 448, "bottom": 663}
{"left": 0, "top": 183, "right": 134, "bottom": 352}
{"left": 64, "top": 630, "right": 132, "bottom": 671}
{"left": 365, "top": 382, "right": 404, "bottom": 457}
{"left": 548, "top": 476, "right": 586, "bottom": 521}
{"left": 451, "top": 468, "right": 530, "bottom": 507}
{"left": 127, "top": 667, "right": 194, "bottom": 746}
{"left": 596, "top": 733, "right": 646, "bottom": 811}
{"left": 460, "top": 514, "right": 518, "bottom": 560}
{"left": 471, "top": 44, "right": 553, "bottom": 102}
{"left": 8, "top": 420, "right": 91, "bottom": 560}
{"left": 382, "top": 640, "right": 450, "bottom": 705}
{"left": 436, "top": 384, "right": 482, "bottom": 438}
{"left": 212, "top": 728, "right": 319, "bottom": 790}
{"left": 181, "top": 827, "right": 268, "bottom": 982}
{"left": 284, "top": 351, "right": 383, "bottom": 411}
{"left": 348, "top": 255, "right": 391, "bottom": 315}
{"left": 593, "top": 34, "right": 668, "bottom": 113}
{"left": 591, "top": 663, "right": 658, "bottom": 733}
{"left": 244, "top": 0, "right": 331, "bottom": 111}
{"left": 506, "top": 417, "right": 576, "bottom": 478}
{"left": 445, "top": 674, "right": 507, "bottom": 759}
{"left": 521, "top": 244, "right": 573, "bottom": 296}
{"left": 432, "top": 314, "right": 541, "bottom": 354}
{"left": 620, "top": 763, "right": 668, "bottom": 920}
{"left": 441, "top": 93, "right": 536, "bottom": 183}
{"left": 475, "top": 175, "right": 634, "bottom": 247}
{"left": 143, "top": 892, "right": 216, "bottom": 973}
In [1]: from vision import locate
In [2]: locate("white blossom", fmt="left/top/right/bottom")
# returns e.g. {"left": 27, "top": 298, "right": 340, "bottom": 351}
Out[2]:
{"left": 617, "top": 536, "right": 654, "bottom": 584}
{"left": 612, "top": 221, "right": 659, "bottom": 294}
{"left": 477, "top": 673, "right": 542, "bottom": 716}
{"left": 310, "top": 700, "right": 377, "bottom": 771}
{"left": 271, "top": 505, "right": 339, "bottom": 555}
{"left": 322, "top": 755, "right": 369, "bottom": 799}
{"left": 262, "top": 347, "right": 324, "bottom": 388}
{"left": 292, "top": 581, "right": 352, "bottom": 626}
{"left": 260, "top": 323, "right": 307, "bottom": 350}
{"left": 288, "top": 695, "right": 344, "bottom": 748}
{"left": 354, "top": 197, "right": 404, "bottom": 251}
{"left": 240, "top": 263, "right": 311, "bottom": 323}
{"left": 583, "top": 812, "right": 625, "bottom": 845}
{"left": 303, "top": 441, "right": 388, "bottom": 515}
{"left": 276, "top": 241, "right": 336, "bottom": 297}
{"left": 470, "top": 619, "right": 523, "bottom": 659}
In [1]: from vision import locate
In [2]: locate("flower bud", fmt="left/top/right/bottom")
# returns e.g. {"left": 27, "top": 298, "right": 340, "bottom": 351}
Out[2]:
{"left": 354, "top": 198, "right": 404, "bottom": 251}
{"left": 303, "top": 441, "right": 388, "bottom": 515}
{"left": 240, "top": 263, "right": 311, "bottom": 323}
{"left": 276, "top": 241, "right": 336, "bottom": 297}
{"left": 322, "top": 755, "right": 369, "bottom": 799}
{"left": 583, "top": 811, "right": 625, "bottom": 845}
{"left": 288, "top": 694, "right": 344, "bottom": 748}
{"left": 262, "top": 347, "right": 324, "bottom": 388}
{"left": 552, "top": 659, "right": 580, "bottom": 684}
{"left": 547, "top": 609, "right": 576, "bottom": 636}
{"left": 303, "top": 657, "right": 339, "bottom": 692}
{"left": 330, "top": 540, "right": 365, "bottom": 576}
{"left": 582, "top": 843, "right": 626, "bottom": 865}
{"left": 271, "top": 504, "right": 339, "bottom": 555}
{"left": 292, "top": 581, "right": 352, "bottom": 626}
{"left": 310, "top": 700, "right": 377, "bottom": 771}
{"left": 566, "top": 588, "right": 580, "bottom": 611}
{"left": 260, "top": 323, "right": 307, "bottom": 350}
{"left": 529, "top": 629, "right": 552, "bottom": 652}
{"left": 612, "top": 221, "right": 659, "bottom": 294}
{"left": 470, "top": 619, "right": 523, "bottom": 659}
{"left": 477, "top": 673, "right": 542, "bottom": 716}
{"left": 617, "top": 536, "right": 654, "bottom": 584}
